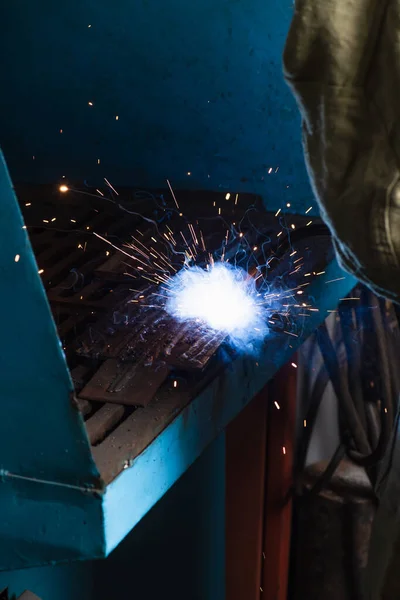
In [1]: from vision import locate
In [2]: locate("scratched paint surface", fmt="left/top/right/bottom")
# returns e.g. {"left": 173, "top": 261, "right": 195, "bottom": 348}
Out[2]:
{"left": 0, "top": 0, "right": 314, "bottom": 214}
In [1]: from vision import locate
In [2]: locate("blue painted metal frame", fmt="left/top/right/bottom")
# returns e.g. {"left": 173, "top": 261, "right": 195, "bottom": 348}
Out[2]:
{"left": 0, "top": 149, "right": 357, "bottom": 570}
{"left": 0, "top": 151, "right": 105, "bottom": 570}
{"left": 0, "top": 152, "right": 99, "bottom": 487}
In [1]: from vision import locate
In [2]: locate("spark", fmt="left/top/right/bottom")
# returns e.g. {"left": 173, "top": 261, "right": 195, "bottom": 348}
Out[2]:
{"left": 275, "top": 208, "right": 281, "bottom": 217}
{"left": 284, "top": 330, "right": 298, "bottom": 337}
{"left": 306, "top": 220, "right": 312, "bottom": 226}
{"left": 14, "top": 254, "right": 20, "bottom": 262}
{"left": 38, "top": 269, "right": 44, "bottom": 274}
{"left": 104, "top": 178, "right": 119, "bottom": 196}
{"left": 93, "top": 232, "right": 148, "bottom": 266}
{"left": 225, "top": 193, "right": 231, "bottom": 200}
{"left": 325, "top": 277, "right": 346, "bottom": 284}
{"left": 282, "top": 446, "right": 286, "bottom": 455}
{"left": 291, "top": 362, "right": 298, "bottom": 368}
{"left": 166, "top": 179, "right": 180, "bottom": 209}
{"left": 59, "top": 185, "right": 69, "bottom": 193}
{"left": 88, "top": 101, "right": 93, "bottom": 106}
{"left": 274, "top": 401, "right": 281, "bottom": 410}
{"left": 173, "top": 380, "right": 178, "bottom": 388}
{"left": 305, "top": 206, "right": 313, "bottom": 214}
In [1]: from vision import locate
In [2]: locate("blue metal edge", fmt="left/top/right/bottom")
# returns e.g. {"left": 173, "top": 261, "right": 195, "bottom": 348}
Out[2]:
{"left": 0, "top": 150, "right": 105, "bottom": 571}
{"left": 0, "top": 474, "right": 105, "bottom": 572}
{"left": 103, "top": 261, "right": 357, "bottom": 554}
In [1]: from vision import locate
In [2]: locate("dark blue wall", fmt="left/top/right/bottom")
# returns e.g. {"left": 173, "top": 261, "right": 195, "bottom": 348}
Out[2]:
{"left": 0, "top": 0, "right": 313, "bottom": 214}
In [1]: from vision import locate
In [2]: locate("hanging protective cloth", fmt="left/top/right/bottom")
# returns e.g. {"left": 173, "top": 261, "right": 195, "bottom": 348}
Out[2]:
{"left": 283, "top": 0, "right": 400, "bottom": 303}
{"left": 284, "top": 2, "right": 400, "bottom": 598}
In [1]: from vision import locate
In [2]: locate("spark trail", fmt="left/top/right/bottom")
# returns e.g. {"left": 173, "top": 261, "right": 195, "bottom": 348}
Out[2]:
{"left": 44, "top": 179, "right": 321, "bottom": 354}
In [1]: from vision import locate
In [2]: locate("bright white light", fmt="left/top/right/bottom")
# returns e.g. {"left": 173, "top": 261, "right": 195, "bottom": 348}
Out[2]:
{"left": 165, "top": 262, "right": 267, "bottom": 351}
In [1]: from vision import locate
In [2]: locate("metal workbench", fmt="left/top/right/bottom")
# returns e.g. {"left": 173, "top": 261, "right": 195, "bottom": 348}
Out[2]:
{"left": 0, "top": 151, "right": 356, "bottom": 570}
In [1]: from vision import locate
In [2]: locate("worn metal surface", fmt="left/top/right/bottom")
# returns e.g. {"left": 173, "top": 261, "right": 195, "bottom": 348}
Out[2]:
{"left": 0, "top": 0, "right": 313, "bottom": 214}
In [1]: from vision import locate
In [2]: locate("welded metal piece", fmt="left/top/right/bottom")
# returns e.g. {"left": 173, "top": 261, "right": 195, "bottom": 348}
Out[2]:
{"left": 79, "top": 357, "right": 170, "bottom": 407}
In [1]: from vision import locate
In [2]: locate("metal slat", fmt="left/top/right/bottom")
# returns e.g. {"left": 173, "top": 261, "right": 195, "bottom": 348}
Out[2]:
{"left": 77, "top": 398, "right": 92, "bottom": 417}
{"left": 86, "top": 403, "right": 126, "bottom": 445}
{"left": 91, "top": 377, "right": 198, "bottom": 482}
{"left": 79, "top": 358, "right": 170, "bottom": 407}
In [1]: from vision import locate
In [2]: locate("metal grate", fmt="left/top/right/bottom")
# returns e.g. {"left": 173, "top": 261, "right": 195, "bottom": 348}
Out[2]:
{"left": 18, "top": 185, "right": 332, "bottom": 484}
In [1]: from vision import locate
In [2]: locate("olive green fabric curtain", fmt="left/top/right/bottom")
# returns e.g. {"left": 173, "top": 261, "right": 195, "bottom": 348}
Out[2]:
{"left": 283, "top": 0, "right": 400, "bottom": 303}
